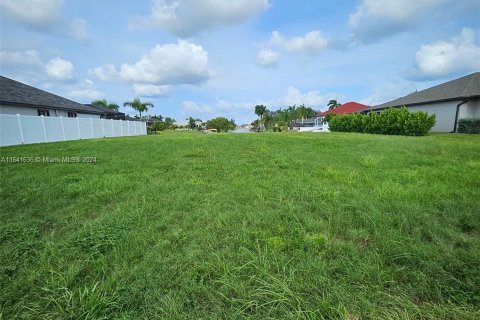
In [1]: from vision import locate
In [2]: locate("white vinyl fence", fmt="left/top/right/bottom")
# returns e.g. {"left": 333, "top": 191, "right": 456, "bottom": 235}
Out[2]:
{"left": 0, "top": 114, "right": 147, "bottom": 147}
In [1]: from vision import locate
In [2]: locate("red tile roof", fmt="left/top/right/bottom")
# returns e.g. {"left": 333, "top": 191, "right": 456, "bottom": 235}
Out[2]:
{"left": 319, "top": 102, "right": 369, "bottom": 116}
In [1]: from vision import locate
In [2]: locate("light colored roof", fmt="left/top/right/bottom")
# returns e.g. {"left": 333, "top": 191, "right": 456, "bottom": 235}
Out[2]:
{"left": 369, "top": 72, "right": 480, "bottom": 111}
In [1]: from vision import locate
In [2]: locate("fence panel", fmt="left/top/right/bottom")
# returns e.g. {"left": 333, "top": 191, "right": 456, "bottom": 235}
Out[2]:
{"left": 104, "top": 119, "right": 114, "bottom": 137}
{"left": 0, "top": 114, "right": 147, "bottom": 147}
{"left": 63, "top": 117, "right": 81, "bottom": 140}
{"left": 92, "top": 119, "right": 104, "bottom": 138}
{"left": 44, "top": 116, "right": 64, "bottom": 142}
{"left": 21, "top": 115, "right": 46, "bottom": 144}
{"left": 122, "top": 121, "right": 129, "bottom": 136}
{"left": 78, "top": 118, "right": 93, "bottom": 139}
{"left": 0, "top": 114, "right": 22, "bottom": 146}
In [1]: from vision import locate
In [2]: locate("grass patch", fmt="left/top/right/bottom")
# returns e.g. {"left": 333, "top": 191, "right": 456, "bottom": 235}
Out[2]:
{"left": 1, "top": 132, "right": 479, "bottom": 319}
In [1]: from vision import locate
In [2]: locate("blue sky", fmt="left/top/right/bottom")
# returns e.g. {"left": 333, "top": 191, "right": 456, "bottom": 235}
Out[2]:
{"left": 1, "top": 0, "right": 479, "bottom": 124}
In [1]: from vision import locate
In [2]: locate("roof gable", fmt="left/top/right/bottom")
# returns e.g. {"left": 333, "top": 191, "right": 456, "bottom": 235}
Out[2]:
{"left": 0, "top": 76, "right": 103, "bottom": 114}
{"left": 370, "top": 72, "right": 480, "bottom": 110}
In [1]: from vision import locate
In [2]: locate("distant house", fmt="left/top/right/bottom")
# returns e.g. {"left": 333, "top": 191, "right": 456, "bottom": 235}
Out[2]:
{"left": 319, "top": 101, "right": 369, "bottom": 116}
{"left": 365, "top": 72, "right": 480, "bottom": 132}
{"left": 290, "top": 101, "right": 369, "bottom": 132}
{"left": 291, "top": 116, "right": 328, "bottom": 132}
{"left": 0, "top": 76, "right": 103, "bottom": 118}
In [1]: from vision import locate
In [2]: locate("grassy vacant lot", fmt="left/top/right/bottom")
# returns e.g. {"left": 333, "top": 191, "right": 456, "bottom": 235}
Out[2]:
{"left": 1, "top": 132, "right": 479, "bottom": 319}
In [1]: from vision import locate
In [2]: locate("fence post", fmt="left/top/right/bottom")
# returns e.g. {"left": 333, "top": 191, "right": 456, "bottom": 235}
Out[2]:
{"left": 102, "top": 118, "right": 106, "bottom": 137}
{"left": 127, "top": 120, "right": 131, "bottom": 136}
{"left": 41, "top": 115, "right": 47, "bottom": 142}
{"left": 77, "top": 117, "right": 82, "bottom": 139}
{"left": 60, "top": 116, "right": 66, "bottom": 141}
{"left": 134, "top": 120, "right": 137, "bottom": 135}
{"left": 16, "top": 114, "right": 25, "bottom": 144}
{"left": 120, "top": 120, "right": 124, "bottom": 136}
{"left": 111, "top": 119, "right": 114, "bottom": 137}
{"left": 90, "top": 117, "right": 94, "bottom": 138}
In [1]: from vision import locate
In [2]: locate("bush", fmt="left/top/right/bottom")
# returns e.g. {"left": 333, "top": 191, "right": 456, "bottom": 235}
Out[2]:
{"left": 457, "top": 119, "right": 480, "bottom": 134}
{"left": 206, "top": 117, "right": 236, "bottom": 132}
{"left": 328, "top": 107, "right": 436, "bottom": 136}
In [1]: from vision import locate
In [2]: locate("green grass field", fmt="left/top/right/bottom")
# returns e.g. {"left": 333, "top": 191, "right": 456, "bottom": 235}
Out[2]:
{"left": 1, "top": 132, "right": 479, "bottom": 319}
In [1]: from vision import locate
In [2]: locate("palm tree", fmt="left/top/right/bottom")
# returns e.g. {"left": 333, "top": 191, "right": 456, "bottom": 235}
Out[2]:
{"left": 254, "top": 105, "right": 267, "bottom": 131}
{"left": 298, "top": 104, "right": 309, "bottom": 124}
{"left": 262, "top": 111, "right": 273, "bottom": 131}
{"left": 327, "top": 99, "right": 341, "bottom": 110}
{"left": 123, "top": 98, "right": 154, "bottom": 117}
{"left": 91, "top": 99, "right": 119, "bottom": 111}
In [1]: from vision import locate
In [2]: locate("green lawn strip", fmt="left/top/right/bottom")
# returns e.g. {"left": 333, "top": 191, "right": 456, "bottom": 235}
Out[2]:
{"left": 0, "top": 132, "right": 479, "bottom": 319}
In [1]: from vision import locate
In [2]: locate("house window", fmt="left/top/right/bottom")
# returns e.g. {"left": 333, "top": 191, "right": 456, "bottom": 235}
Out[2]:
{"left": 68, "top": 112, "right": 77, "bottom": 118}
{"left": 37, "top": 109, "right": 50, "bottom": 116}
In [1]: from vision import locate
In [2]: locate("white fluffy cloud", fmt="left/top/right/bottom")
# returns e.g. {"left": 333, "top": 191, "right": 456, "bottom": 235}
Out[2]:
{"left": 132, "top": 83, "right": 173, "bottom": 97}
{"left": 0, "top": 50, "right": 44, "bottom": 69}
{"left": 90, "top": 64, "right": 118, "bottom": 81}
{"left": 281, "top": 86, "right": 335, "bottom": 108}
{"left": 45, "top": 57, "right": 74, "bottom": 80}
{"left": 102, "top": 41, "right": 211, "bottom": 85}
{"left": 410, "top": 28, "right": 480, "bottom": 80}
{"left": 216, "top": 99, "right": 254, "bottom": 111}
{"left": 182, "top": 100, "right": 213, "bottom": 114}
{"left": 349, "top": 0, "right": 447, "bottom": 42}
{"left": 1, "top": 50, "right": 76, "bottom": 81}
{"left": 270, "top": 31, "right": 328, "bottom": 53}
{"left": 130, "top": 0, "right": 270, "bottom": 37}
{"left": 0, "top": 0, "right": 63, "bottom": 28}
{"left": 360, "top": 79, "right": 416, "bottom": 106}
{"left": 67, "top": 79, "right": 104, "bottom": 101}
{"left": 256, "top": 49, "right": 279, "bottom": 68}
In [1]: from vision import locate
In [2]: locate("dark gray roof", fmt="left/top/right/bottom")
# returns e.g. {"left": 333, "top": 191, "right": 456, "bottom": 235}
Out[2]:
{"left": 0, "top": 76, "right": 103, "bottom": 114}
{"left": 369, "top": 72, "right": 480, "bottom": 111}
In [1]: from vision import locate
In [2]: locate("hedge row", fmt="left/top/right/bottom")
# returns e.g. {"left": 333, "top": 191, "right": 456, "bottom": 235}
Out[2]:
{"left": 328, "top": 107, "right": 436, "bottom": 136}
{"left": 457, "top": 118, "right": 480, "bottom": 134}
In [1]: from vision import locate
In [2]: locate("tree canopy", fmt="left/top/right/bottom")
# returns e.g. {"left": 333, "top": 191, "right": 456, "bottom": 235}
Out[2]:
{"left": 91, "top": 99, "right": 119, "bottom": 111}
{"left": 252, "top": 104, "right": 318, "bottom": 130}
{"left": 206, "top": 117, "right": 236, "bottom": 132}
{"left": 327, "top": 100, "right": 341, "bottom": 110}
{"left": 123, "top": 98, "right": 154, "bottom": 117}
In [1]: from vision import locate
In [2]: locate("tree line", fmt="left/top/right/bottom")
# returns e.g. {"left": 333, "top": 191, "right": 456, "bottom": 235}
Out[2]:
{"left": 253, "top": 100, "right": 341, "bottom": 131}
{"left": 91, "top": 98, "right": 153, "bottom": 117}
{"left": 91, "top": 98, "right": 236, "bottom": 133}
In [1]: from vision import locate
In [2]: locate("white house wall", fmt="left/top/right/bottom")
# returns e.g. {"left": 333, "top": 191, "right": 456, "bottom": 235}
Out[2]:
{"left": 0, "top": 104, "right": 100, "bottom": 118}
{"left": 0, "top": 105, "right": 39, "bottom": 116}
{"left": 77, "top": 113, "right": 101, "bottom": 119}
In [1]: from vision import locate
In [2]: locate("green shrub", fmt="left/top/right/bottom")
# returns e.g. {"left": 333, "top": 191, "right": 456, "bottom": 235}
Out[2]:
{"left": 328, "top": 107, "right": 436, "bottom": 136}
{"left": 457, "top": 118, "right": 480, "bottom": 134}
{"left": 322, "top": 113, "right": 335, "bottom": 124}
